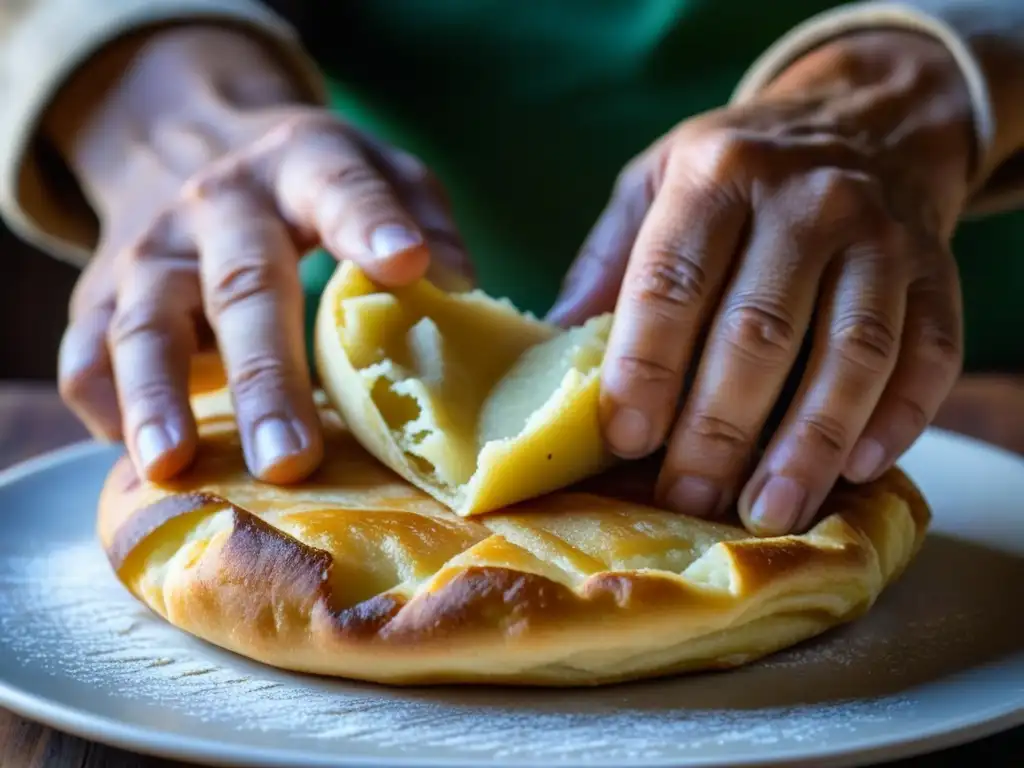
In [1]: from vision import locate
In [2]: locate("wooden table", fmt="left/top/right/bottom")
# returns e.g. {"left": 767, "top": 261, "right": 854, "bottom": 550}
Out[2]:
{"left": 1, "top": 379, "right": 1022, "bottom": 768}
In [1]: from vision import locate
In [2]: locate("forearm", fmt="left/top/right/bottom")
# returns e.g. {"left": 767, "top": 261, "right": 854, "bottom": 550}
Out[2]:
{"left": 935, "top": 373, "right": 1024, "bottom": 455}
{"left": 735, "top": 1, "right": 1024, "bottom": 214}
{"left": 885, "top": 1, "right": 1024, "bottom": 205}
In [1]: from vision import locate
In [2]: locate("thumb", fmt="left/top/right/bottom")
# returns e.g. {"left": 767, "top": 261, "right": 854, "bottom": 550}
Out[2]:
{"left": 426, "top": 255, "right": 475, "bottom": 293}
{"left": 547, "top": 177, "right": 650, "bottom": 327}
{"left": 273, "top": 123, "right": 430, "bottom": 287}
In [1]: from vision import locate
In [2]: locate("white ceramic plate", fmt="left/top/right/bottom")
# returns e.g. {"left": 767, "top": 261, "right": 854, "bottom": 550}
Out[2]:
{"left": 0, "top": 431, "right": 1022, "bottom": 768}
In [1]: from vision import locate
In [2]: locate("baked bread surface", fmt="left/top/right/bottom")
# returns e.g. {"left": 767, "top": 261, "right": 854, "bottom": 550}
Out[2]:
{"left": 98, "top": 359, "right": 930, "bottom": 687}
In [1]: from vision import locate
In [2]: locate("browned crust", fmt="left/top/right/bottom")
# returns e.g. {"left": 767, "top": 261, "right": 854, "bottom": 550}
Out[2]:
{"left": 96, "top": 378, "right": 930, "bottom": 687}
{"left": 223, "top": 509, "right": 407, "bottom": 638}
{"left": 107, "top": 491, "right": 223, "bottom": 570}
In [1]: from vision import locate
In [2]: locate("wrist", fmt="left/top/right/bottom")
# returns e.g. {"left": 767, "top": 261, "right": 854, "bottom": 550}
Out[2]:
{"left": 761, "top": 30, "right": 975, "bottom": 226}
{"left": 43, "top": 26, "right": 313, "bottom": 210}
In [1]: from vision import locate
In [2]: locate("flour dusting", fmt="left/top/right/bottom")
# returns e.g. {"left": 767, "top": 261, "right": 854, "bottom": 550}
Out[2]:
{"left": 0, "top": 541, "right": 961, "bottom": 764}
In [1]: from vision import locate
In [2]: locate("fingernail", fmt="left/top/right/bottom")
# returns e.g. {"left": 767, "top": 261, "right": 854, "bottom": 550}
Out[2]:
{"left": 665, "top": 476, "right": 721, "bottom": 518}
{"left": 546, "top": 285, "right": 588, "bottom": 326}
{"left": 748, "top": 476, "right": 806, "bottom": 535}
{"left": 845, "top": 438, "right": 886, "bottom": 483}
{"left": 546, "top": 268, "right": 595, "bottom": 324}
{"left": 546, "top": 301, "right": 578, "bottom": 327}
{"left": 606, "top": 407, "right": 653, "bottom": 457}
{"left": 136, "top": 421, "right": 179, "bottom": 471}
{"left": 370, "top": 225, "right": 423, "bottom": 260}
{"left": 252, "top": 417, "right": 304, "bottom": 475}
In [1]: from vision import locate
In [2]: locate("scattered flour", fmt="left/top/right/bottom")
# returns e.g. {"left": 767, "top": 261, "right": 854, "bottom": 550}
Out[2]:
{"left": 0, "top": 541, "right": 942, "bottom": 764}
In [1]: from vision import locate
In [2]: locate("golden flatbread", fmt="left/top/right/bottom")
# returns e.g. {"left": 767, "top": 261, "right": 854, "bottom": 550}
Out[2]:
{"left": 97, "top": 269, "right": 929, "bottom": 687}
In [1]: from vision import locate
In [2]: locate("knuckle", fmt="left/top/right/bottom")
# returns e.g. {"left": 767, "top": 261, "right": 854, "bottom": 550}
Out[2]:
{"left": 793, "top": 412, "right": 850, "bottom": 458}
{"left": 70, "top": 248, "right": 114, "bottom": 306}
{"left": 830, "top": 309, "right": 899, "bottom": 374}
{"left": 686, "top": 130, "right": 768, "bottom": 188}
{"left": 69, "top": 276, "right": 114, "bottom": 323}
{"left": 264, "top": 114, "right": 308, "bottom": 146}
{"left": 399, "top": 156, "right": 434, "bottom": 189}
{"left": 58, "top": 320, "right": 111, "bottom": 406}
{"left": 873, "top": 214, "right": 909, "bottom": 252}
{"left": 107, "top": 302, "right": 167, "bottom": 348}
{"left": 181, "top": 160, "right": 250, "bottom": 203}
{"left": 121, "top": 231, "right": 165, "bottom": 267}
{"left": 313, "top": 162, "right": 397, "bottom": 222}
{"left": 58, "top": 364, "right": 102, "bottom": 408}
{"left": 806, "top": 172, "right": 856, "bottom": 222}
{"left": 630, "top": 250, "right": 708, "bottom": 318}
{"left": 684, "top": 412, "right": 752, "bottom": 451}
{"left": 909, "top": 286, "right": 964, "bottom": 373}
{"left": 121, "top": 379, "right": 182, "bottom": 416}
{"left": 720, "top": 298, "right": 799, "bottom": 366}
{"left": 806, "top": 169, "right": 885, "bottom": 231}
{"left": 818, "top": 168, "right": 861, "bottom": 204}
{"left": 182, "top": 170, "right": 226, "bottom": 202}
{"left": 206, "top": 257, "right": 282, "bottom": 317}
{"left": 228, "top": 355, "right": 295, "bottom": 403}
{"left": 707, "top": 132, "right": 759, "bottom": 178}
{"left": 916, "top": 316, "right": 963, "bottom": 372}
{"left": 613, "top": 160, "right": 648, "bottom": 198}
{"left": 319, "top": 159, "right": 383, "bottom": 194}
{"left": 926, "top": 332, "right": 963, "bottom": 373}
{"left": 261, "top": 112, "right": 336, "bottom": 150}
{"left": 119, "top": 210, "right": 185, "bottom": 268}
{"left": 612, "top": 354, "right": 677, "bottom": 386}
{"left": 892, "top": 393, "right": 931, "bottom": 435}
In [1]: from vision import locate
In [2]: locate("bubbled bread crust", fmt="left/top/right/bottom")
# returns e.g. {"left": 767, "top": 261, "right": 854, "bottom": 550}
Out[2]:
{"left": 97, "top": 373, "right": 930, "bottom": 687}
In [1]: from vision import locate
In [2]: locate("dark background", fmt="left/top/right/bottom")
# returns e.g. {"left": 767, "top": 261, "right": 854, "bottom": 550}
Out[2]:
{"left": 1, "top": 223, "right": 77, "bottom": 380}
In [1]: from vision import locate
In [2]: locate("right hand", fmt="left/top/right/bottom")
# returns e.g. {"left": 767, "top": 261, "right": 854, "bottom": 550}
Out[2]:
{"left": 55, "top": 28, "right": 471, "bottom": 485}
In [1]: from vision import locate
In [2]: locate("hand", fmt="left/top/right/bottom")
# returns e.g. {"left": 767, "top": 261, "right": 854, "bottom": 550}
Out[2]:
{"left": 935, "top": 374, "right": 1024, "bottom": 456}
{"left": 52, "top": 28, "right": 471, "bottom": 484}
{"left": 550, "top": 30, "right": 975, "bottom": 535}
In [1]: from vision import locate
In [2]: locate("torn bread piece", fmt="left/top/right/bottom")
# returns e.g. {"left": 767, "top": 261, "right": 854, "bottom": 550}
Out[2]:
{"left": 315, "top": 262, "right": 615, "bottom": 516}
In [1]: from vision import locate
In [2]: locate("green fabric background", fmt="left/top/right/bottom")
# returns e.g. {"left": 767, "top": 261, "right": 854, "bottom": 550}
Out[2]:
{"left": 298, "top": 0, "right": 1021, "bottom": 372}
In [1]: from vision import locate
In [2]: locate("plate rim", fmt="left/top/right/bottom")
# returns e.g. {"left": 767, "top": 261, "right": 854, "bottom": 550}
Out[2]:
{"left": 0, "top": 675, "right": 1021, "bottom": 768}
{"left": 0, "top": 431, "right": 1022, "bottom": 768}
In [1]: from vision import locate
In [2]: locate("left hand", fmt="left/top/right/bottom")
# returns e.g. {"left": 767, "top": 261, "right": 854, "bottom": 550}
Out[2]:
{"left": 549, "top": 30, "right": 975, "bottom": 535}
{"left": 935, "top": 375, "right": 1024, "bottom": 456}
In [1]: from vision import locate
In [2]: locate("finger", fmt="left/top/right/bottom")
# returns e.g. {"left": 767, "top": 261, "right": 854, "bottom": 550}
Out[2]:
{"left": 272, "top": 120, "right": 429, "bottom": 286}
{"left": 107, "top": 232, "right": 202, "bottom": 480}
{"left": 192, "top": 183, "right": 323, "bottom": 484}
{"left": 359, "top": 138, "right": 474, "bottom": 290}
{"left": 547, "top": 166, "right": 652, "bottom": 327}
{"left": 844, "top": 250, "right": 962, "bottom": 483}
{"left": 59, "top": 251, "right": 122, "bottom": 439}
{"left": 655, "top": 210, "right": 827, "bottom": 519}
{"left": 59, "top": 301, "right": 120, "bottom": 440}
{"left": 600, "top": 161, "right": 749, "bottom": 460}
{"left": 933, "top": 375, "right": 1024, "bottom": 455}
{"left": 739, "top": 242, "right": 908, "bottom": 535}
